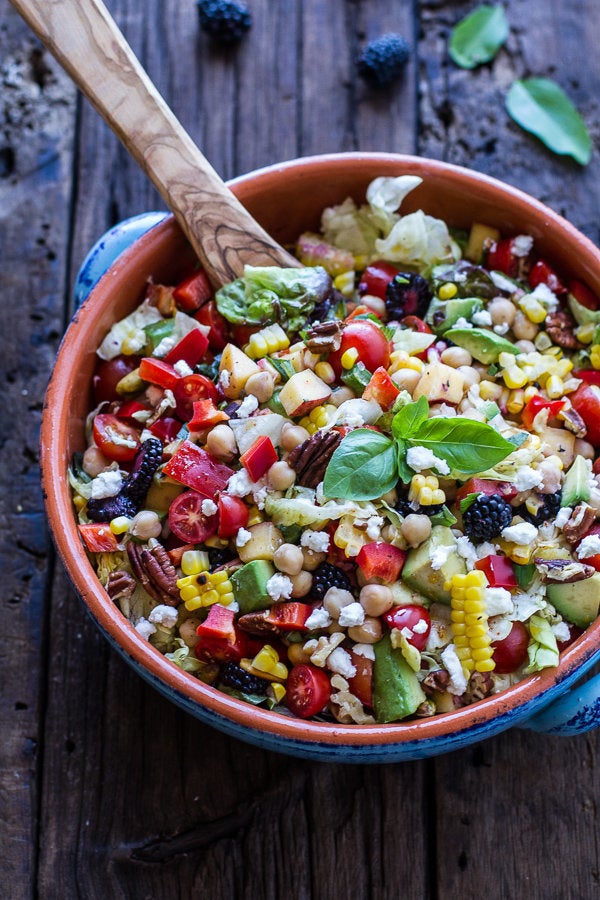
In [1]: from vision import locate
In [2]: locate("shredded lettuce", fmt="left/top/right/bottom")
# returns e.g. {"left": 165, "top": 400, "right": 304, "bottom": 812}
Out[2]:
{"left": 96, "top": 551, "right": 128, "bottom": 585}
{"left": 524, "top": 614, "right": 560, "bottom": 673}
{"left": 375, "top": 210, "right": 461, "bottom": 268}
{"left": 321, "top": 196, "right": 382, "bottom": 257}
{"left": 97, "top": 300, "right": 163, "bottom": 360}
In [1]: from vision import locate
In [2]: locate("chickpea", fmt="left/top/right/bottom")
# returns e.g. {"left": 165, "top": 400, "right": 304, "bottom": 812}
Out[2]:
{"left": 290, "top": 570, "right": 313, "bottom": 598}
{"left": 512, "top": 311, "right": 539, "bottom": 341}
{"left": 441, "top": 346, "right": 472, "bottom": 368}
{"left": 301, "top": 548, "right": 326, "bottom": 571}
{"left": 281, "top": 422, "right": 311, "bottom": 451}
{"left": 245, "top": 371, "right": 275, "bottom": 403}
{"left": 82, "top": 445, "right": 112, "bottom": 478}
{"left": 391, "top": 368, "right": 421, "bottom": 393}
{"left": 457, "top": 365, "right": 481, "bottom": 388}
{"left": 288, "top": 643, "right": 312, "bottom": 665}
{"left": 179, "top": 617, "right": 201, "bottom": 648}
{"left": 273, "top": 543, "right": 304, "bottom": 576}
{"left": 514, "top": 339, "right": 536, "bottom": 353}
{"left": 359, "top": 584, "right": 394, "bottom": 617}
{"left": 323, "top": 586, "right": 354, "bottom": 619}
{"left": 268, "top": 460, "right": 296, "bottom": 491}
{"left": 488, "top": 296, "right": 517, "bottom": 327}
{"left": 348, "top": 616, "right": 382, "bottom": 644}
{"left": 400, "top": 514, "right": 432, "bottom": 549}
{"left": 205, "top": 423, "right": 237, "bottom": 460}
{"left": 129, "top": 510, "right": 162, "bottom": 540}
{"left": 361, "top": 294, "right": 387, "bottom": 317}
{"left": 329, "top": 386, "right": 355, "bottom": 407}
{"left": 574, "top": 438, "right": 595, "bottom": 460}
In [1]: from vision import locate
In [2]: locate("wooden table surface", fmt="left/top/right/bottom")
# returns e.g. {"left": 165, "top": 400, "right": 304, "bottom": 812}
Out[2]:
{"left": 2, "top": 1, "right": 600, "bottom": 896}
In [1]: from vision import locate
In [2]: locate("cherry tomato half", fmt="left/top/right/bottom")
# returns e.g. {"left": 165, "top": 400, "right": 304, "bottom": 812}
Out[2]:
{"left": 348, "top": 651, "right": 373, "bottom": 709}
{"left": 195, "top": 300, "right": 229, "bottom": 351}
{"left": 491, "top": 621, "right": 529, "bottom": 674}
{"left": 92, "top": 413, "right": 141, "bottom": 462}
{"left": 383, "top": 605, "right": 431, "bottom": 651}
{"left": 168, "top": 490, "right": 219, "bottom": 543}
{"left": 328, "top": 320, "right": 390, "bottom": 378}
{"left": 218, "top": 493, "right": 249, "bottom": 539}
{"left": 358, "top": 260, "right": 400, "bottom": 300}
{"left": 93, "top": 355, "right": 140, "bottom": 404}
{"left": 570, "top": 383, "right": 600, "bottom": 446}
{"left": 286, "top": 664, "right": 331, "bottom": 719}
{"left": 173, "top": 373, "right": 218, "bottom": 421}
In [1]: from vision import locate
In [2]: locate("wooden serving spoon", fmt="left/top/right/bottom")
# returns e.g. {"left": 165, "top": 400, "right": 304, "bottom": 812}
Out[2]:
{"left": 9, "top": 0, "right": 299, "bottom": 287}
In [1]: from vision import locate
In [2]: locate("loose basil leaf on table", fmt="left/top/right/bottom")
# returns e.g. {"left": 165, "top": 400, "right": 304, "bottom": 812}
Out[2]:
{"left": 449, "top": 4, "right": 509, "bottom": 69}
{"left": 323, "top": 429, "right": 398, "bottom": 500}
{"left": 506, "top": 78, "right": 593, "bottom": 166}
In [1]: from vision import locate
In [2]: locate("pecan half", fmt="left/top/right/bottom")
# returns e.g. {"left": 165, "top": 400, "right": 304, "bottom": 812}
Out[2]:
{"left": 105, "top": 570, "right": 136, "bottom": 601}
{"left": 304, "top": 320, "right": 344, "bottom": 354}
{"left": 237, "top": 610, "right": 282, "bottom": 636}
{"left": 414, "top": 700, "right": 436, "bottom": 717}
{"left": 562, "top": 503, "right": 597, "bottom": 545}
{"left": 463, "top": 671, "right": 494, "bottom": 704}
{"left": 557, "top": 405, "right": 587, "bottom": 438}
{"left": 545, "top": 310, "right": 583, "bottom": 350}
{"left": 127, "top": 542, "right": 180, "bottom": 605}
{"left": 421, "top": 668, "right": 450, "bottom": 695}
{"left": 287, "top": 429, "right": 342, "bottom": 488}
{"left": 534, "top": 557, "right": 595, "bottom": 584}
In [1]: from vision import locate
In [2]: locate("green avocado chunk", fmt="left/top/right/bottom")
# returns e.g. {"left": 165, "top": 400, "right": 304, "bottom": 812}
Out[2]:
{"left": 546, "top": 572, "right": 600, "bottom": 629}
{"left": 561, "top": 455, "right": 591, "bottom": 508}
{"left": 425, "top": 297, "right": 484, "bottom": 334}
{"left": 373, "top": 633, "right": 427, "bottom": 723}
{"left": 230, "top": 560, "right": 275, "bottom": 614}
{"left": 444, "top": 327, "right": 520, "bottom": 364}
{"left": 401, "top": 526, "right": 466, "bottom": 605}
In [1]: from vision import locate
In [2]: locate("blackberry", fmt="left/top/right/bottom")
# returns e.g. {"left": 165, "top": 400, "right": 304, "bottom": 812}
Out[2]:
{"left": 197, "top": 0, "right": 251, "bottom": 44}
{"left": 208, "top": 546, "right": 236, "bottom": 569}
{"left": 311, "top": 562, "right": 352, "bottom": 602}
{"left": 517, "top": 492, "right": 562, "bottom": 526}
{"left": 86, "top": 439, "right": 162, "bottom": 523}
{"left": 462, "top": 494, "right": 513, "bottom": 544}
{"left": 385, "top": 273, "right": 432, "bottom": 321}
{"left": 219, "top": 662, "right": 268, "bottom": 695}
{"left": 357, "top": 34, "right": 411, "bottom": 88}
{"left": 395, "top": 498, "right": 444, "bottom": 518}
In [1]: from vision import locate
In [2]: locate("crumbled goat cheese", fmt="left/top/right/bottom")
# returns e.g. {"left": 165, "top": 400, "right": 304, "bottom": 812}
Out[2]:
{"left": 501, "top": 522, "right": 538, "bottom": 544}
{"left": 512, "top": 234, "right": 534, "bottom": 257}
{"left": 216, "top": 600, "right": 239, "bottom": 613}
{"left": 140, "top": 428, "right": 155, "bottom": 442}
{"left": 365, "top": 516, "right": 384, "bottom": 540}
{"left": 493, "top": 322, "right": 510, "bottom": 335}
{"left": 301, "top": 530, "right": 330, "bottom": 553}
{"left": 530, "top": 282, "right": 559, "bottom": 312}
{"left": 337, "top": 409, "right": 365, "bottom": 428}
{"left": 135, "top": 618, "right": 157, "bottom": 640}
{"left": 490, "top": 271, "right": 518, "bottom": 292}
{"left": 266, "top": 573, "right": 293, "bottom": 601}
{"left": 326, "top": 647, "right": 357, "bottom": 678}
{"left": 338, "top": 602, "right": 366, "bottom": 628}
{"left": 455, "top": 535, "right": 478, "bottom": 568}
{"left": 412, "top": 619, "right": 429, "bottom": 634}
{"left": 148, "top": 605, "right": 179, "bottom": 628}
{"left": 441, "top": 644, "right": 468, "bottom": 695}
{"left": 453, "top": 316, "right": 473, "bottom": 329}
{"left": 227, "top": 468, "right": 254, "bottom": 497}
{"left": 433, "top": 403, "right": 457, "bottom": 418}
{"left": 552, "top": 621, "right": 571, "bottom": 643}
{"left": 235, "top": 527, "right": 252, "bottom": 548}
{"left": 513, "top": 465, "right": 544, "bottom": 492}
{"left": 90, "top": 469, "right": 123, "bottom": 499}
{"left": 219, "top": 369, "right": 231, "bottom": 389}
{"left": 577, "top": 534, "right": 600, "bottom": 559}
{"left": 236, "top": 394, "right": 259, "bottom": 418}
{"left": 406, "top": 446, "right": 450, "bottom": 475}
{"left": 201, "top": 498, "right": 218, "bottom": 516}
{"left": 153, "top": 335, "right": 176, "bottom": 357}
{"left": 488, "top": 616, "right": 513, "bottom": 642}
{"left": 476, "top": 542, "right": 497, "bottom": 559}
{"left": 352, "top": 643, "right": 375, "bottom": 660}
{"left": 304, "top": 607, "right": 332, "bottom": 630}
{"left": 173, "top": 360, "right": 194, "bottom": 377}
{"left": 400, "top": 626, "right": 414, "bottom": 640}
{"left": 555, "top": 506, "right": 573, "bottom": 529}
{"left": 472, "top": 309, "right": 493, "bottom": 326}
{"left": 484, "top": 587, "right": 515, "bottom": 616}
{"left": 430, "top": 544, "right": 452, "bottom": 571}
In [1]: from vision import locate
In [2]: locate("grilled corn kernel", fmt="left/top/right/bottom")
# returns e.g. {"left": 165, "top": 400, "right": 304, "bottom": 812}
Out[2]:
{"left": 438, "top": 282, "right": 458, "bottom": 300}
{"left": 246, "top": 504, "right": 264, "bottom": 526}
{"left": 181, "top": 550, "right": 210, "bottom": 576}
{"left": 523, "top": 385, "right": 540, "bottom": 403}
{"left": 446, "top": 571, "right": 495, "bottom": 675}
{"left": 389, "top": 350, "right": 424, "bottom": 374}
{"left": 334, "top": 515, "right": 369, "bottom": 557}
{"left": 409, "top": 474, "right": 445, "bottom": 506}
{"left": 109, "top": 516, "right": 131, "bottom": 535}
{"left": 534, "top": 331, "right": 553, "bottom": 352}
{"left": 479, "top": 380, "right": 504, "bottom": 401}
{"left": 519, "top": 296, "right": 547, "bottom": 324}
{"left": 503, "top": 367, "right": 528, "bottom": 390}
{"left": 507, "top": 389, "right": 525, "bottom": 415}
{"left": 333, "top": 271, "right": 356, "bottom": 297}
{"left": 245, "top": 323, "right": 290, "bottom": 359}
{"left": 177, "top": 569, "right": 234, "bottom": 610}
{"left": 575, "top": 323, "right": 595, "bottom": 344}
{"left": 590, "top": 345, "right": 600, "bottom": 370}
{"left": 341, "top": 347, "right": 360, "bottom": 369}
{"left": 545, "top": 375, "right": 565, "bottom": 399}
{"left": 315, "top": 361, "right": 336, "bottom": 384}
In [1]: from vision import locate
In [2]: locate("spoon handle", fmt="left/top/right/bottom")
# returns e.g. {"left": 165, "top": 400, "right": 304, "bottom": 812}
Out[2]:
{"left": 10, "top": 0, "right": 299, "bottom": 285}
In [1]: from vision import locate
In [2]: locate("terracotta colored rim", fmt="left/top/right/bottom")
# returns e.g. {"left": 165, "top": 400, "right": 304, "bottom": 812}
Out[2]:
{"left": 41, "top": 152, "right": 600, "bottom": 746}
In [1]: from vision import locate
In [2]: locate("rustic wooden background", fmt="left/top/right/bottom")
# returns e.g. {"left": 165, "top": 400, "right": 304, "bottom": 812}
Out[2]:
{"left": 2, "top": 1, "right": 599, "bottom": 897}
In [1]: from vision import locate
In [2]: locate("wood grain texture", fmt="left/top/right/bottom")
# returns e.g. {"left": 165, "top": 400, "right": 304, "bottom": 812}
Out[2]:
{"left": 2, "top": 1, "right": 600, "bottom": 898}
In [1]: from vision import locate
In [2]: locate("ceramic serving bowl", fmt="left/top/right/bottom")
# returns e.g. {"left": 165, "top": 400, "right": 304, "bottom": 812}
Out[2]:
{"left": 41, "top": 153, "right": 600, "bottom": 762}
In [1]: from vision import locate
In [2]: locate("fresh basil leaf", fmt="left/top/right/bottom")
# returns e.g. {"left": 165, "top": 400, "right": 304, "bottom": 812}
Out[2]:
{"left": 506, "top": 78, "right": 592, "bottom": 166}
{"left": 506, "top": 431, "right": 529, "bottom": 448}
{"left": 429, "top": 505, "right": 458, "bottom": 527}
{"left": 269, "top": 357, "right": 296, "bottom": 382}
{"left": 392, "top": 396, "right": 429, "bottom": 441}
{"left": 459, "top": 492, "right": 481, "bottom": 514}
{"left": 449, "top": 4, "right": 509, "bottom": 69}
{"left": 408, "top": 416, "right": 514, "bottom": 475}
{"left": 396, "top": 440, "right": 413, "bottom": 484}
{"left": 323, "top": 429, "right": 397, "bottom": 500}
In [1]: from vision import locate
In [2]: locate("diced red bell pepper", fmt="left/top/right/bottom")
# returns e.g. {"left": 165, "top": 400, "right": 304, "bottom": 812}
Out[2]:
{"left": 187, "top": 399, "right": 229, "bottom": 431}
{"left": 163, "top": 440, "right": 234, "bottom": 497}
{"left": 363, "top": 367, "right": 400, "bottom": 410}
{"left": 455, "top": 477, "right": 518, "bottom": 505}
{"left": 164, "top": 328, "right": 209, "bottom": 368}
{"left": 173, "top": 269, "right": 213, "bottom": 312}
{"left": 167, "top": 542, "right": 195, "bottom": 566}
{"left": 148, "top": 416, "right": 181, "bottom": 443}
{"left": 264, "top": 602, "right": 314, "bottom": 632}
{"left": 239, "top": 435, "right": 278, "bottom": 482}
{"left": 115, "top": 399, "right": 148, "bottom": 419}
{"left": 195, "top": 605, "right": 248, "bottom": 663}
{"left": 521, "top": 395, "right": 566, "bottom": 430}
{"left": 574, "top": 370, "right": 600, "bottom": 386}
{"left": 217, "top": 493, "right": 249, "bottom": 538}
{"left": 569, "top": 279, "right": 600, "bottom": 311}
{"left": 138, "top": 357, "right": 181, "bottom": 391}
{"left": 356, "top": 542, "right": 407, "bottom": 583}
{"left": 194, "top": 300, "right": 229, "bottom": 352}
{"left": 78, "top": 523, "right": 119, "bottom": 553}
{"left": 475, "top": 554, "right": 517, "bottom": 589}
{"left": 486, "top": 237, "right": 526, "bottom": 277}
{"left": 358, "top": 260, "right": 401, "bottom": 300}
{"left": 528, "top": 259, "right": 566, "bottom": 295}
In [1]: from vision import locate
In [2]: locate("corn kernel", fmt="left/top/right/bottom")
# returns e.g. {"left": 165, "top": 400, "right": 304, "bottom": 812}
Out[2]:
{"left": 545, "top": 375, "right": 564, "bottom": 399}
{"left": 479, "top": 380, "right": 504, "bottom": 401}
{"left": 315, "top": 361, "right": 336, "bottom": 384}
{"left": 575, "top": 323, "right": 595, "bottom": 344}
{"left": 507, "top": 389, "right": 525, "bottom": 415}
{"left": 534, "top": 331, "right": 553, "bottom": 352}
{"left": 590, "top": 345, "right": 600, "bottom": 370}
{"left": 523, "top": 385, "right": 540, "bottom": 403}
{"left": 438, "top": 282, "right": 458, "bottom": 300}
{"left": 299, "top": 415, "right": 318, "bottom": 435}
{"left": 246, "top": 504, "right": 264, "bottom": 526}
{"left": 181, "top": 550, "right": 210, "bottom": 576}
{"left": 178, "top": 568, "right": 235, "bottom": 610}
{"left": 341, "top": 347, "right": 360, "bottom": 369}
{"left": 110, "top": 516, "right": 131, "bottom": 535}
{"left": 519, "top": 296, "right": 547, "bottom": 324}
{"left": 73, "top": 495, "right": 86, "bottom": 512}
{"left": 245, "top": 323, "right": 290, "bottom": 359}
{"left": 333, "top": 271, "right": 355, "bottom": 297}
{"left": 503, "top": 367, "right": 528, "bottom": 389}
{"left": 447, "top": 571, "right": 494, "bottom": 675}
{"left": 476, "top": 658, "right": 496, "bottom": 672}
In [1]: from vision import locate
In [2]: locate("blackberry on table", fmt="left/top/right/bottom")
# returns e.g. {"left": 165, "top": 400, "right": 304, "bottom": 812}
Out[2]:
{"left": 385, "top": 273, "right": 432, "bottom": 321}
{"left": 219, "top": 662, "right": 268, "bottom": 695}
{"left": 86, "top": 439, "right": 162, "bottom": 523}
{"left": 357, "top": 34, "right": 411, "bottom": 88}
{"left": 462, "top": 494, "right": 513, "bottom": 544}
{"left": 518, "top": 492, "right": 562, "bottom": 526}
{"left": 197, "top": 0, "right": 252, "bottom": 44}
{"left": 312, "top": 562, "right": 352, "bottom": 602}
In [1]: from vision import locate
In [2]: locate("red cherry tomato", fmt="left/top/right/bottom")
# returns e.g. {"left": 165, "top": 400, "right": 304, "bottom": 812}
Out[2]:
{"left": 358, "top": 260, "right": 400, "bottom": 300}
{"left": 348, "top": 651, "right": 373, "bottom": 709}
{"left": 93, "top": 355, "right": 140, "bottom": 404}
{"left": 575, "top": 524, "right": 600, "bottom": 571}
{"left": 383, "top": 605, "right": 431, "bottom": 651}
{"left": 163, "top": 441, "right": 234, "bottom": 497}
{"left": 399, "top": 315, "right": 433, "bottom": 334}
{"left": 217, "top": 493, "right": 249, "bottom": 539}
{"left": 148, "top": 416, "right": 181, "bottom": 443}
{"left": 569, "top": 279, "right": 600, "bottom": 311}
{"left": 195, "top": 300, "right": 229, "bottom": 351}
{"left": 328, "top": 320, "right": 390, "bottom": 378}
{"left": 168, "top": 489, "right": 218, "bottom": 543}
{"left": 528, "top": 259, "right": 566, "bottom": 295}
{"left": 173, "top": 373, "right": 218, "bottom": 421}
{"left": 491, "top": 621, "right": 529, "bottom": 674}
{"left": 286, "top": 664, "right": 331, "bottom": 719}
{"left": 455, "top": 478, "right": 518, "bottom": 505}
{"left": 92, "top": 413, "right": 141, "bottom": 462}
{"left": 570, "top": 383, "right": 600, "bottom": 446}
{"left": 557, "top": 624, "right": 585, "bottom": 652}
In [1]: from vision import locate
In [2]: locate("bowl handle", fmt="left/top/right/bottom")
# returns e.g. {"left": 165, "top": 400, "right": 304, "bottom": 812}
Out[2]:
{"left": 74, "top": 212, "right": 168, "bottom": 308}
{"left": 519, "top": 670, "right": 600, "bottom": 735}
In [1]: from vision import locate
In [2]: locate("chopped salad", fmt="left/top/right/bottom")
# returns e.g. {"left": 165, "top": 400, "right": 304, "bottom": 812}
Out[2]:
{"left": 70, "top": 175, "right": 600, "bottom": 724}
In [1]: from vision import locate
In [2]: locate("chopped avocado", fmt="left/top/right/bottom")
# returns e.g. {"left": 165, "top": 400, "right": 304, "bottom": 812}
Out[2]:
{"left": 389, "top": 580, "right": 430, "bottom": 607}
{"left": 341, "top": 361, "right": 372, "bottom": 394}
{"left": 547, "top": 572, "right": 600, "bottom": 628}
{"left": 567, "top": 290, "right": 600, "bottom": 326}
{"left": 401, "top": 526, "right": 466, "bottom": 605}
{"left": 444, "top": 327, "right": 520, "bottom": 365}
{"left": 145, "top": 475, "right": 185, "bottom": 513}
{"left": 230, "top": 559, "right": 275, "bottom": 614}
{"left": 561, "top": 455, "right": 591, "bottom": 508}
{"left": 144, "top": 318, "right": 175, "bottom": 352}
{"left": 373, "top": 633, "right": 426, "bottom": 723}
{"left": 426, "top": 297, "right": 484, "bottom": 334}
